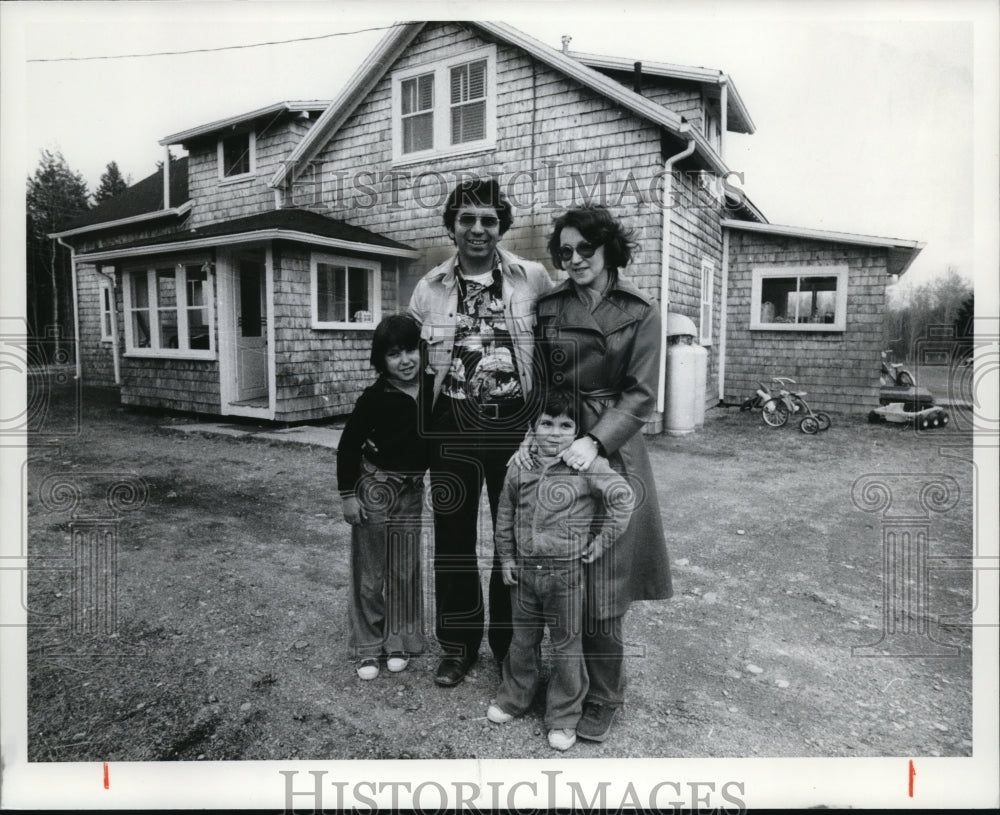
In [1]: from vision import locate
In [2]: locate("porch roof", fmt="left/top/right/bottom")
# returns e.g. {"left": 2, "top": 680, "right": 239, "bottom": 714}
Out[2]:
{"left": 74, "top": 209, "right": 421, "bottom": 262}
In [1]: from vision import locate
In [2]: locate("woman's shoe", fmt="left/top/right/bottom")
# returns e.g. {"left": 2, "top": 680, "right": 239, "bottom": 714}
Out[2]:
{"left": 576, "top": 702, "right": 616, "bottom": 741}
{"left": 356, "top": 658, "right": 379, "bottom": 681}
{"left": 386, "top": 653, "right": 410, "bottom": 673}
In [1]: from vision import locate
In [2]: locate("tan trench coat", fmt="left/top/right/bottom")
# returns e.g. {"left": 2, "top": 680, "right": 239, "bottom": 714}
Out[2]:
{"left": 535, "top": 274, "right": 673, "bottom": 618}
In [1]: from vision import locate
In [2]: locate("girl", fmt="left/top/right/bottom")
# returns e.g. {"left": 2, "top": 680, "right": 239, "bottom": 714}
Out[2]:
{"left": 337, "top": 314, "right": 433, "bottom": 680}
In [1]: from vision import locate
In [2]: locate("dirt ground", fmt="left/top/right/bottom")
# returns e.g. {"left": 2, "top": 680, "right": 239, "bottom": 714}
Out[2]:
{"left": 24, "top": 382, "right": 974, "bottom": 762}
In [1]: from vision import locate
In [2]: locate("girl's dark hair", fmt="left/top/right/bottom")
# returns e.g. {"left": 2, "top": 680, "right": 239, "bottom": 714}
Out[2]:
{"left": 370, "top": 314, "right": 421, "bottom": 374}
{"left": 547, "top": 205, "right": 639, "bottom": 272}
{"left": 537, "top": 388, "right": 578, "bottom": 429}
{"left": 442, "top": 178, "right": 513, "bottom": 235}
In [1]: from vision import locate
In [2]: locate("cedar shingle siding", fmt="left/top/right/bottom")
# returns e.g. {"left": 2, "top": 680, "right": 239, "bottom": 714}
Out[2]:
{"left": 269, "top": 245, "right": 400, "bottom": 422}
{"left": 724, "top": 230, "right": 887, "bottom": 412}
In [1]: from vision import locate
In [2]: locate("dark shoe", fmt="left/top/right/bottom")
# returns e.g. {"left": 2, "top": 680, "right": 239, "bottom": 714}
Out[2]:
{"left": 434, "top": 655, "right": 475, "bottom": 687}
{"left": 576, "top": 702, "right": 616, "bottom": 742}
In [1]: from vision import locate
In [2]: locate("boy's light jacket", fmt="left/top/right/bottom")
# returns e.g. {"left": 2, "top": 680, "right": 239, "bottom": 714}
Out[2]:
{"left": 495, "top": 455, "right": 634, "bottom": 563}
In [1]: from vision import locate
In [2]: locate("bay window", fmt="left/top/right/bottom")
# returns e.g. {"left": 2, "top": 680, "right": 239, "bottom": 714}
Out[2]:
{"left": 123, "top": 262, "right": 215, "bottom": 357}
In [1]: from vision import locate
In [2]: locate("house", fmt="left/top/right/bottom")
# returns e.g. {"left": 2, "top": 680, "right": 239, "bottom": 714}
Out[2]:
{"left": 55, "top": 21, "right": 923, "bottom": 426}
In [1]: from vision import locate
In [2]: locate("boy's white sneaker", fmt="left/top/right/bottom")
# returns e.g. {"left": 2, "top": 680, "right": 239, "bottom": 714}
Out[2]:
{"left": 548, "top": 728, "right": 577, "bottom": 751}
{"left": 486, "top": 703, "right": 514, "bottom": 724}
{"left": 356, "top": 659, "right": 379, "bottom": 681}
{"left": 386, "top": 653, "right": 409, "bottom": 673}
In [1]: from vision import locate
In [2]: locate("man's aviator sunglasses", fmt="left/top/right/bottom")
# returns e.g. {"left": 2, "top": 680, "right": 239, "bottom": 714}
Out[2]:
{"left": 558, "top": 242, "right": 598, "bottom": 263}
{"left": 457, "top": 214, "right": 500, "bottom": 228}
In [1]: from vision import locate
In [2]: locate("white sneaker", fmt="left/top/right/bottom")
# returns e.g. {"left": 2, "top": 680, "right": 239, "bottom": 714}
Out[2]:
{"left": 548, "top": 728, "right": 576, "bottom": 751}
{"left": 487, "top": 703, "right": 514, "bottom": 724}
{"left": 386, "top": 653, "right": 409, "bottom": 673}
{"left": 356, "top": 659, "right": 379, "bottom": 681}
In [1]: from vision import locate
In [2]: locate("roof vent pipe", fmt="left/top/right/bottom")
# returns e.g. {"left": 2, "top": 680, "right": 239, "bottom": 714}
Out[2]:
{"left": 561, "top": 35, "right": 572, "bottom": 54}
{"left": 634, "top": 61, "right": 642, "bottom": 94}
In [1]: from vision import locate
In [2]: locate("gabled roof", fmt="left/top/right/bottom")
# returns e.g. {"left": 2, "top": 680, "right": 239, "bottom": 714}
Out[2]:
{"left": 51, "top": 157, "right": 190, "bottom": 238}
{"left": 567, "top": 50, "right": 755, "bottom": 134}
{"left": 271, "top": 21, "right": 731, "bottom": 190}
{"left": 160, "top": 100, "right": 331, "bottom": 146}
{"left": 74, "top": 209, "right": 420, "bottom": 262}
{"left": 721, "top": 219, "right": 924, "bottom": 277}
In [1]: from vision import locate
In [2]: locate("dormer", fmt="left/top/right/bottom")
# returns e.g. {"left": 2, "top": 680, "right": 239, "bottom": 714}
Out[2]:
{"left": 160, "top": 101, "right": 330, "bottom": 228}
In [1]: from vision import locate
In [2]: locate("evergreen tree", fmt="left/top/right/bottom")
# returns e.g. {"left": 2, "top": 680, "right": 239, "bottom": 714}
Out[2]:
{"left": 93, "top": 160, "right": 129, "bottom": 205}
{"left": 25, "top": 150, "right": 91, "bottom": 358}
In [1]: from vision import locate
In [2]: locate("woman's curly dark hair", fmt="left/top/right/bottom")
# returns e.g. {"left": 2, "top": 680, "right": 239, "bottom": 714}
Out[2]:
{"left": 442, "top": 178, "right": 513, "bottom": 236}
{"left": 547, "top": 205, "right": 639, "bottom": 272}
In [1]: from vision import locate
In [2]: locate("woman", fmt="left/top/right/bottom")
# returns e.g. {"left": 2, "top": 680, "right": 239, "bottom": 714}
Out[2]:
{"left": 534, "top": 205, "right": 673, "bottom": 743}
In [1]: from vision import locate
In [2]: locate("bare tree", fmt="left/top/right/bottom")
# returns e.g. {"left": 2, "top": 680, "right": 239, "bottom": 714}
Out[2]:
{"left": 884, "top": 266, "right": 974, "bottom": 360}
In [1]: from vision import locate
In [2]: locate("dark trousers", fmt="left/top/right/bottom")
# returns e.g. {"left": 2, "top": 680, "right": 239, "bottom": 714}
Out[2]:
{"left": 582, "top": 611, "right": 626, "bottom": 708}
{"left": 429, "top": 425, "right": 521, "bottom": 662}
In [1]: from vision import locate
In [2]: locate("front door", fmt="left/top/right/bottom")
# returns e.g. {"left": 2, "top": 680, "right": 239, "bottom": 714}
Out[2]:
{"left": 234, "top": 254, "right": 267, "bottom": 401}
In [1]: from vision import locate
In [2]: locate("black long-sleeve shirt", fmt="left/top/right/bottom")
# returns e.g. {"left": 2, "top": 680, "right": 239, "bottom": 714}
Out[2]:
{"left": 336, "top": 373, "right": 434, "bottom": 498}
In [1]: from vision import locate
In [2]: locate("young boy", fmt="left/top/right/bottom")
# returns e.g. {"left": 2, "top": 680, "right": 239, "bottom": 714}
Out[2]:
{"left": 337, "top": 314, "right": 433, "bottom": 680}
{"left": 486, "top": 391, "right": 634, "bottom": 750}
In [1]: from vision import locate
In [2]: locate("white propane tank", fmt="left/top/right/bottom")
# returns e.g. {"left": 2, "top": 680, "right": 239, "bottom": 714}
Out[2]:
{"left": 664, "top": 313, "right": 699, "bottom": 437}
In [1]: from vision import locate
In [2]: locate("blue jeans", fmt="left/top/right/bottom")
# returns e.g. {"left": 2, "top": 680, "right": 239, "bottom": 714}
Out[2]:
{"left": 496, "top": 559, "right": 588, "bottom": 730}
{"left": 348, "top": 462, "right": 425, "bottom": 659}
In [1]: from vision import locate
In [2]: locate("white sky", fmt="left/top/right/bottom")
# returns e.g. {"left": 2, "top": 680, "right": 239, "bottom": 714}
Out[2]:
{"left": 3, "top": 0, "right": 998, "bottom": 294}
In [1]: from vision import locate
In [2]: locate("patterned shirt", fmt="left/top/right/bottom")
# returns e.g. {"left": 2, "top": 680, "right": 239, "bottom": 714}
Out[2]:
{"left": 440, "top": 259, "right": 523, "bottom": 410}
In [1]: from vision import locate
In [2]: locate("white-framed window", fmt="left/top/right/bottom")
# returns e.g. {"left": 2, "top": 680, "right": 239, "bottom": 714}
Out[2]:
{"left": 98, "top": 272, "right": 114, "bottom": 342}
{"left": 217, "top": 130, "right": 256, "bottom": 181}
{"left": 699, "top": 258, "right": 714, "bottom": 345}
{"left": 310, "top": 253, "right": 381, "bottom": 329}
{"left": 750, "top": 265, "right": 849, "bottom": 332}
{"left": 123, "top": 261, "right": 215, "bottom": 358}
{"left": 703, "top": 96, "right": 722, "bottom": 153}
{"left": 391, "top": 45, "right": 497, "bottom": 164}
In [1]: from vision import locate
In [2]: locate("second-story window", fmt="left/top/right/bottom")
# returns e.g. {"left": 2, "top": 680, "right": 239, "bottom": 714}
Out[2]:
{"left": 450, "top": 59, "right": 487, "bottom": 144}
{"left": 218, "top": 130, "right": 256, "bottom": 180}
{"left": 392, "top": 45, "right": 496, "bottom": 164}
{"left": 401, "top": 73, "right": 435, "bottom": 153}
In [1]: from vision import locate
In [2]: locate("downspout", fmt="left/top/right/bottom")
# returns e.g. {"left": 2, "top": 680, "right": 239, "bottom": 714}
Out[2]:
{"left": 162, "top": 145, "right": 171, "bottom": 209}
{"left": 657, "top": 138, "right": 698, "bottom": 414}
{"left": 96, "top": 265, "right": 121, "bottom": 385}
{"left": 718, "top": 228, "right": 729, "bottom": 402}
{"left": 55, "top": 236, "right": 81, "bottom": 381}
{"left": 719, "top": 76, "right": 729, "bottom": 161}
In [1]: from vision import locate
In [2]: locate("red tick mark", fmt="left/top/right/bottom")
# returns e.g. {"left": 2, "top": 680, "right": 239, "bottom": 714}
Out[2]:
{"left": 103, "top": 762, "right": 109, "bottom": 789}
{"left": 908, "top": 759, "right": 915, "bottom": 797}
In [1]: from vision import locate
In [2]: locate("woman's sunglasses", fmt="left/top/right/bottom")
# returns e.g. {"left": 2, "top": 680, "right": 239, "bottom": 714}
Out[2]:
{"left": 558, "top": 242, "right": 598, "bottom": 263}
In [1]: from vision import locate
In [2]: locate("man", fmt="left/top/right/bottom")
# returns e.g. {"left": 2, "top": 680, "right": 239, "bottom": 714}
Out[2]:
{"left": 409, "top": 178, "right": 553, "bottom": 686}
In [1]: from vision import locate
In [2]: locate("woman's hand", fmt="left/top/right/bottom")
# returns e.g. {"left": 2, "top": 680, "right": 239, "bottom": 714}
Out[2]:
{"left": 561, "top": 436, "right": 600, "bottom": 471}
{"left": 343, "top": 496, "right": 366, "bottom": 525}
{"left": 507, "top": 432, "right": 538, "bottom": 469}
